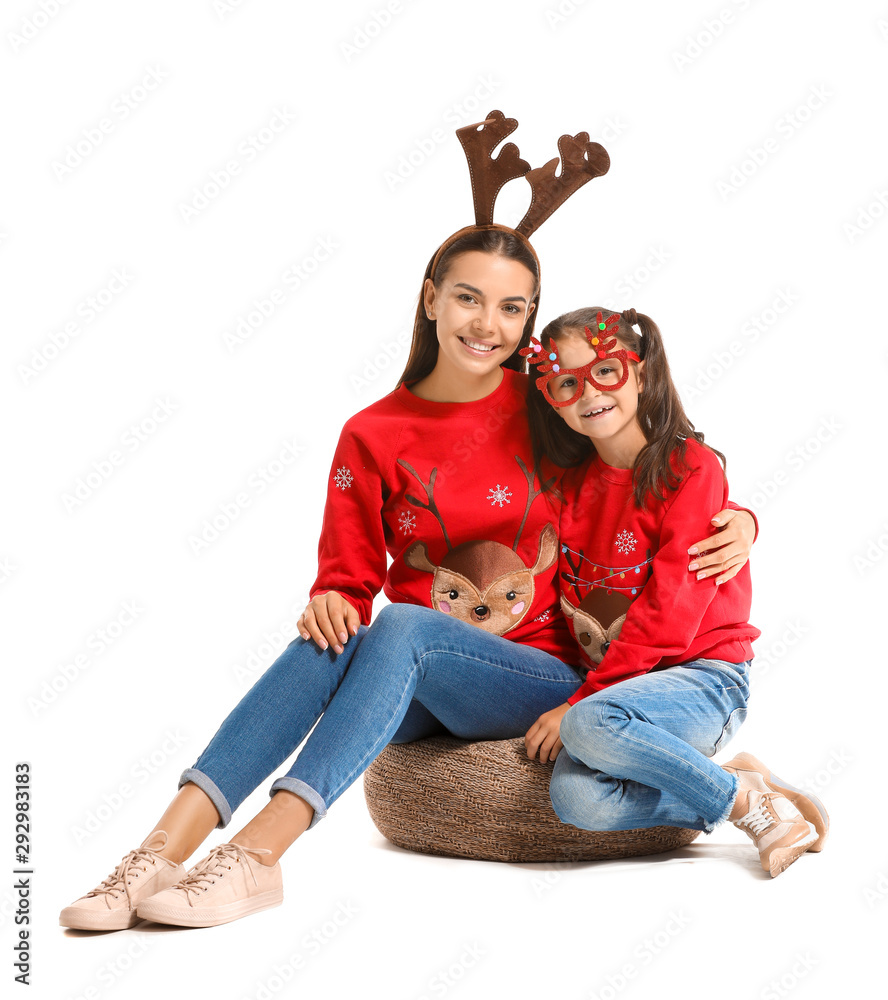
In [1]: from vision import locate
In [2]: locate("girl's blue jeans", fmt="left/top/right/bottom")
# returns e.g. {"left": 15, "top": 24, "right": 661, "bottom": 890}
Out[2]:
{"left": 550, "top": 658, "right": 751, "bottom": 833}
{"left": 181, "top": 604, "right": 583, "bottom": 830}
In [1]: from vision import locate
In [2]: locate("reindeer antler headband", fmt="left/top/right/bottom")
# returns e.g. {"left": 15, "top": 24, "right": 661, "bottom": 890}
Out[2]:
{"left": 429, "top": 110, "right": 611, "bottom": 280}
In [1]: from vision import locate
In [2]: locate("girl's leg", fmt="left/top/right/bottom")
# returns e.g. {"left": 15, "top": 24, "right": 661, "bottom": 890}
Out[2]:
{"left": 549, "top": 659, "right": 750, "bottom": 833}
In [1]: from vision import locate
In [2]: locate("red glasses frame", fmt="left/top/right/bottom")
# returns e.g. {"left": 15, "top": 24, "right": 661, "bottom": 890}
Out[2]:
{"left": 520, "top": 312, "right": 642, "bottom": 408}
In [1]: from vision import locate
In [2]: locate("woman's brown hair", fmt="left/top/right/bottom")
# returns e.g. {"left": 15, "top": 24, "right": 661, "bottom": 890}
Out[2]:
{"left": 395, "top": 228, "right": 541, "bottom": 388}
{"left": 526, "top": 306, "right": 725, "bottom": 507}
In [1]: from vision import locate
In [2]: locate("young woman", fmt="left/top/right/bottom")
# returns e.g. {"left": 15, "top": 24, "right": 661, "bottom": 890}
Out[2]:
{"left": 59, "top": 235, "right": 757, "bottom": 930}
{"left": 522, "top": 307, "right": 828, "bottom": 877}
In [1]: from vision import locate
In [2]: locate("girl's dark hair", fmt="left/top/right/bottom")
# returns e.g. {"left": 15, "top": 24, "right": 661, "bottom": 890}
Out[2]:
{"left": 396, "top": 228, "right": 541, "bottom": 388}
{"left": 527, "top": 306, "right": 726, "bottom": 507}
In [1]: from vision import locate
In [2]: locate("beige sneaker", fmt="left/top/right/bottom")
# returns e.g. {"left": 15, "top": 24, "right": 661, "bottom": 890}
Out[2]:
{"left": 136, "top": 843, "right": 283, "bottom": 927}
{"left": 60, "top": 830, "right": 185, "bottom": 930}
{"left": 723, "top": 759, "right": 819, "bottom": 877}
{"left": 722, "top": 751, "right": 829, "bottom": 852}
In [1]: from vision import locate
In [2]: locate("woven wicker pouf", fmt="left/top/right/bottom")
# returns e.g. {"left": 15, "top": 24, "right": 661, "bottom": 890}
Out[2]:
{"left": 363, "top": 735, "right": 700, "bottom": 863}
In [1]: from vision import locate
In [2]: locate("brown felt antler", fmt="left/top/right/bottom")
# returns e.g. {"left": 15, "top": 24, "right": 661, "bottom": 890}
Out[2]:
{"left": 397, "top": 460, "right": 452, "bottom": 551}
{"left": 515, "top": 132, "right": 610, "bottom": 238}
{"left": 455, "top": 110, "right": 531, "bottom": 227}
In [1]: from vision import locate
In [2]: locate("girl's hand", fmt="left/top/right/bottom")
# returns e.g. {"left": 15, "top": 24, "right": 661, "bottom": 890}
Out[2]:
{"left": 688, "top": 508, "right": 756, "bottom": 585}
{"left": 297, "top": 592, "right": 360, "bottom": 654}
{"left": 525, "top": 702, "right": 572, "bottom": 762}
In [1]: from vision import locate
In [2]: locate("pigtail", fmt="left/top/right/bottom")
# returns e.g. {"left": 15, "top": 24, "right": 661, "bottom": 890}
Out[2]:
{"left": 629, "top": 310, "right": 726, "bottom": 507}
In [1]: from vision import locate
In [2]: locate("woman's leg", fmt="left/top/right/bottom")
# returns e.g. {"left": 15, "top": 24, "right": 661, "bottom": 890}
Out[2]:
{"left": 61, "top": 628, "right": 374, "bottom": 929}
{"left": 226, "top": 603, "right": 583, "bottom": 859}
{"left": 549, "top": 659, "right": 751, "bottom": 833}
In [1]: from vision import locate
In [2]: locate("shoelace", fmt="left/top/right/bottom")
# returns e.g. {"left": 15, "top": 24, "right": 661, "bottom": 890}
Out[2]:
{"left": 172, "top": 843, "right": 272, "bottom": 899}
{"left": 736, "top": 794, "right": 778, "bottom": 838}
{"left": 87, "top": 848, "right": 161, "bottom": 904}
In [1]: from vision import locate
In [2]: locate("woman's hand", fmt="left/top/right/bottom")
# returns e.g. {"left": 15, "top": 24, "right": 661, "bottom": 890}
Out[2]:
{"left": 525, "top": 702, "right": 572, "bottom": 762}
{"left": 688, "top": 508, "right": 756, "bottom": 585}
{"left": 297, "top": 592, "right": 360, "bottom": 654}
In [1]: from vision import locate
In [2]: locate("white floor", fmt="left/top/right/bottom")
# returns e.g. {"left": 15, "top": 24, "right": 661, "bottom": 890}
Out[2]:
{"left": 48, "top": 769, "right": 868, "bottom": 1000}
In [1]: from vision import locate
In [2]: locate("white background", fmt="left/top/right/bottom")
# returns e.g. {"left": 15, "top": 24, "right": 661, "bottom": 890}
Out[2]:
{"left": 4, "top": 1, "right": 886, "bottom": 998}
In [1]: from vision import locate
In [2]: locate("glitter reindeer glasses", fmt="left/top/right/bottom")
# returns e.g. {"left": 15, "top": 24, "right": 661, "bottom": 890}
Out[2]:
{"left": 521, "top": 311, "right": 642, "bottom": 408}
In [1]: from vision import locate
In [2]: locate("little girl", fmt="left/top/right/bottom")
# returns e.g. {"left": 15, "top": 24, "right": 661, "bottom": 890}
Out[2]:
{"left": 522, "top": 306, "right": 829, "bottom": 877}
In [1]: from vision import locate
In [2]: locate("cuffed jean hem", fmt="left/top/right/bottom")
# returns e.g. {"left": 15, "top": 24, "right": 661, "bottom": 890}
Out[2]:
{"left": 703, "top": 771, "right": 740, "bottom": 834}
{"left": 179, "top": 768, "right": 232, "bottom": 829}
{"left": 270, "top": 777, "right": 327, "bottom": 830}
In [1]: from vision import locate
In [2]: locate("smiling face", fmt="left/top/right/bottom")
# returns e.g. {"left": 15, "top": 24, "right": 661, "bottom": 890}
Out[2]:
{"left": 422, "top": 251, "right": 536, "bottom": 398}
{"left": 549, "top": 328, "right": 647, "bottom": 467}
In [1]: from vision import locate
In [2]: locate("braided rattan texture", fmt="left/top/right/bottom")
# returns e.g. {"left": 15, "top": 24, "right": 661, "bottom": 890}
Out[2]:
{"left": 363, "top": 736, "right": 700, "bottom": 863}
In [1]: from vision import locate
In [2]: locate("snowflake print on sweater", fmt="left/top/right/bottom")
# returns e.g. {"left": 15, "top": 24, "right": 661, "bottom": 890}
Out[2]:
{"left": 334, "top": 467, "right": 353, "bottom": 491}
{"left": 398, "top": 511, "right": 416, "bottom": 535}
{"left": 615, "top": 529, "right": 637, "bottom": 554}
{"left": 487, "top": 484, "right": 512, "bottom": 507}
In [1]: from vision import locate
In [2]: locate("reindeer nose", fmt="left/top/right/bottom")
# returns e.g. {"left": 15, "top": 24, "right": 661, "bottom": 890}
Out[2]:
{"left": 472, "top": 605, "right": 490, "bottom": 621}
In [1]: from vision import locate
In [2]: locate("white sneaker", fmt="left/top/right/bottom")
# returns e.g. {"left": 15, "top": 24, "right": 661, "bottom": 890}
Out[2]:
{"left": 137, "top": 843, "right": 283, "bottom": 927}
{"left": 60, "top": 830, "right": 185, "bottom": 930}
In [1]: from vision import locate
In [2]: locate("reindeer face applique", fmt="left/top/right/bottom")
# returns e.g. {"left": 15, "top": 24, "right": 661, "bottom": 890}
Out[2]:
{"left": 398, "top": 457, "right": 557, "bottom": 636}
{"left": 406, "top": 528, "right": 557, "bottom": 635}
{"left": 561, "top": 589, "right": 631, "bottom": 665}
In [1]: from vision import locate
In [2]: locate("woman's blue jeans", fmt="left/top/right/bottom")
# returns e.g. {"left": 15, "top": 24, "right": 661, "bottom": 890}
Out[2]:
{"left": 181, "top": 604, "right": 583, "bottom": 829}
{"left": 550, "top": 658, "right": 751, "bottom": 833}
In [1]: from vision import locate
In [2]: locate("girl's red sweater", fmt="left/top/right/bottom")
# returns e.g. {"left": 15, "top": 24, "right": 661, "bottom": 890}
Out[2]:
{"left": 559, "top": 440, "right": 760, "bottom": 701}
